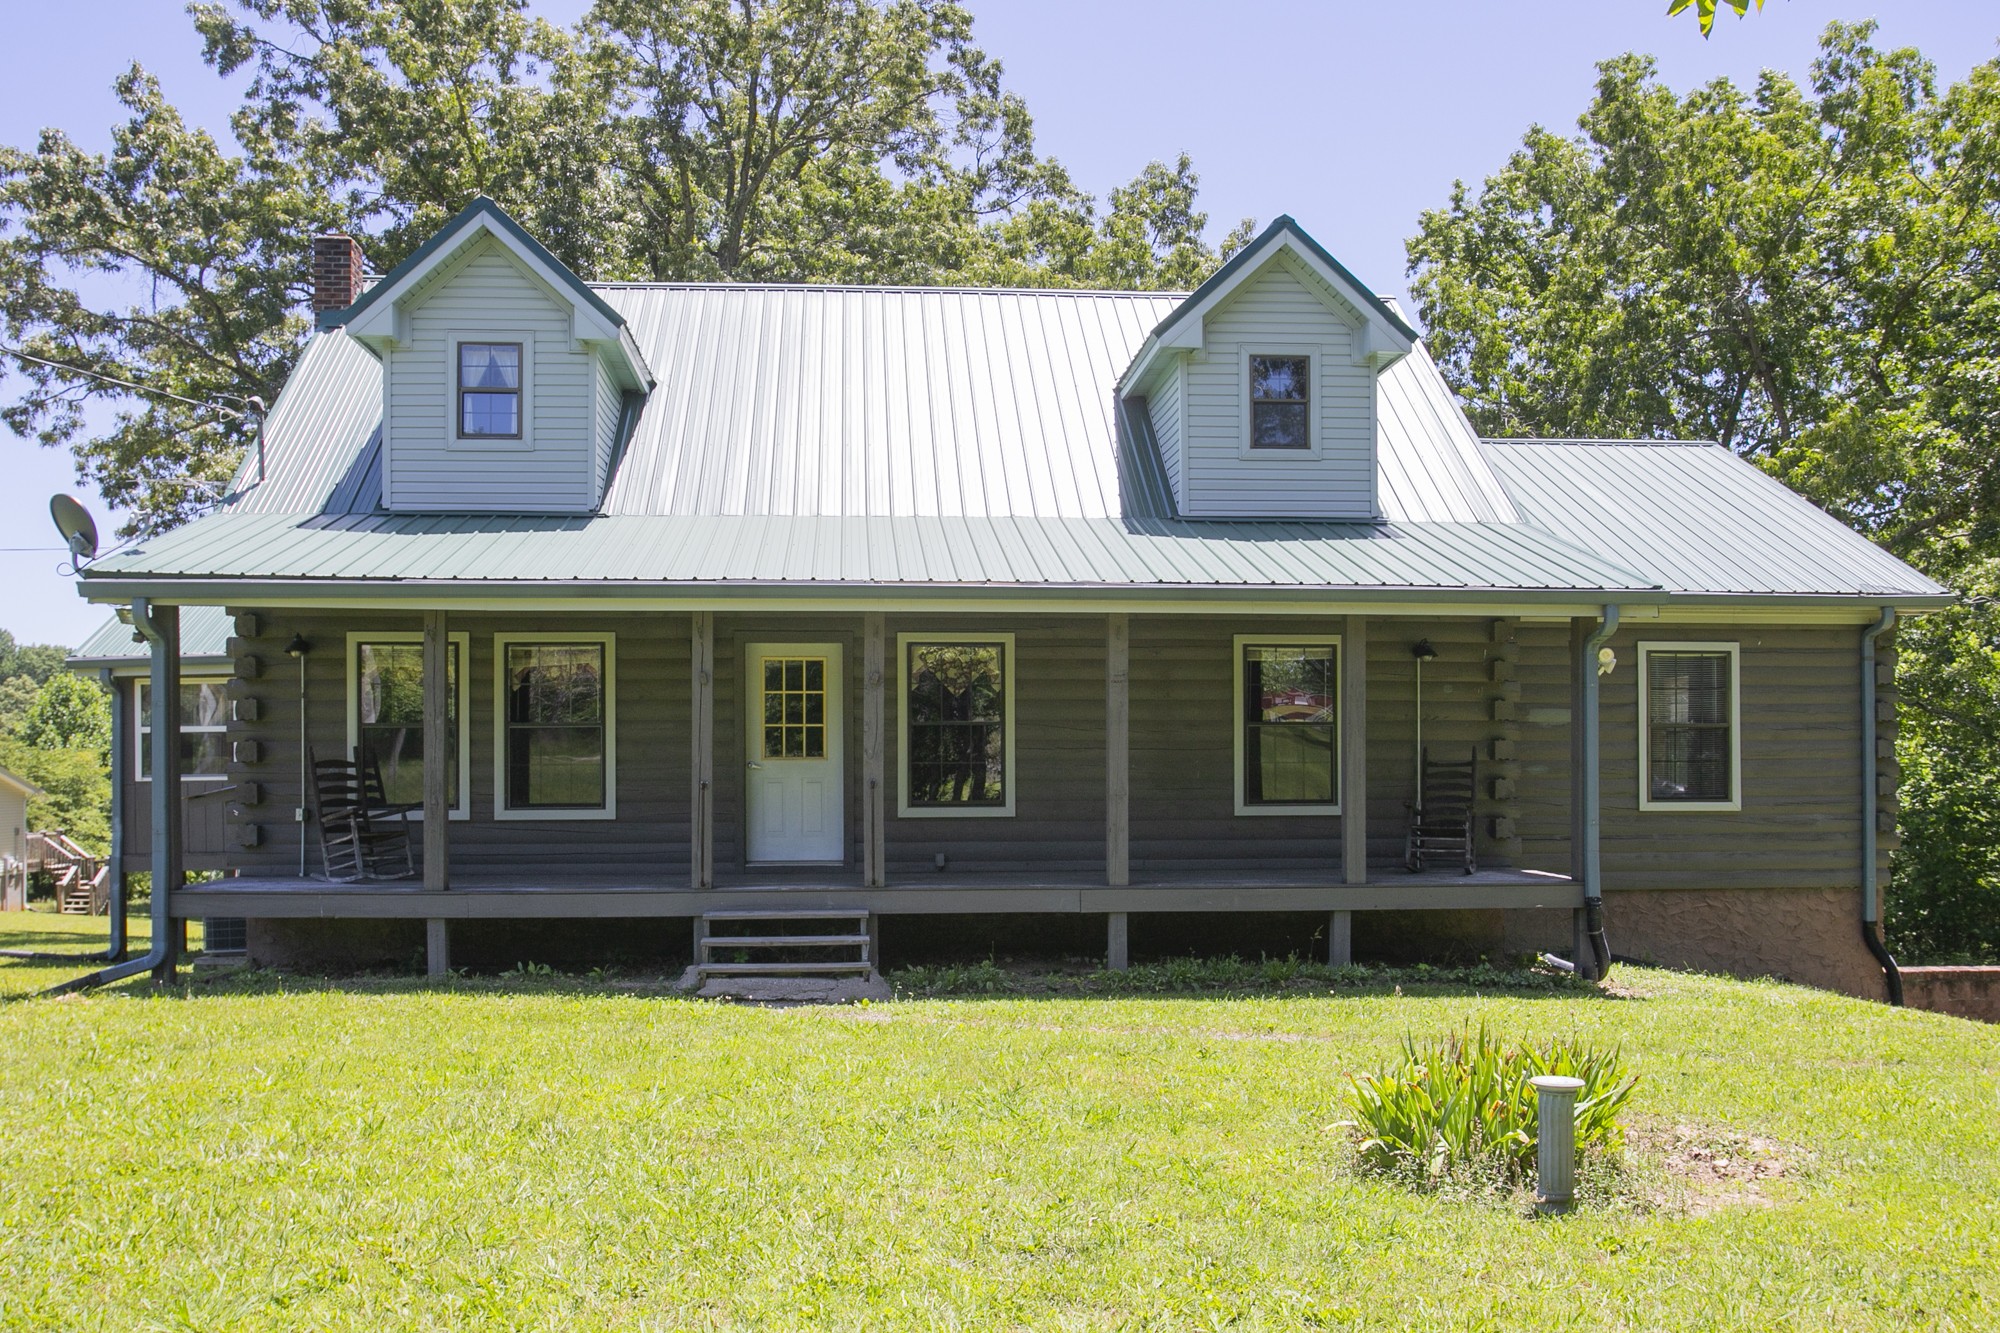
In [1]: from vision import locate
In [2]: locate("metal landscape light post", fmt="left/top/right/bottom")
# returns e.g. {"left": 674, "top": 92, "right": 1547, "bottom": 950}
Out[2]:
{"left": 1530, "top": 1074, "right": 1586, "bottom": 1208}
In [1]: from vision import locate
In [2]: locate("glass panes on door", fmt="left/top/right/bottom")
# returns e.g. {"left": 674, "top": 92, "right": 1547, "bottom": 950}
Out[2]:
{"left": 356, "top": 641, "right": 459, "bottom": 810}
{"left": 905, "top": 642, "right": 1006, "bottom": 807}
{"left": 504, "top": 643, "right": 607, "bottom": 809}
{"left": 1242, "top": 643, "right": 1337, "bottom": 805}
{"left": 761, "top": 656, "right": 826, "bottom": 759}
{"left": 1646, "top": 650, "right": 1733, "bottom": 803}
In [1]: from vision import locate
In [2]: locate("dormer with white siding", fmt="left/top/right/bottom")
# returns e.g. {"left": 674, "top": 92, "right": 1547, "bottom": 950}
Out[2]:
{"left": 1120, "top": 217, "right": 1415, "bottom": 520}
{"left": 325, "top": 198, "right": 653, "bottom": 515}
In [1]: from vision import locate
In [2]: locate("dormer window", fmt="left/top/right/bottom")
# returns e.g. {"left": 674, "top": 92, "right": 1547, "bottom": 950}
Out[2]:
{"left": 1248, "top": 354, "right": 1312, "bottom": 450}
{"left": 458, "top": 341, "right": 523, "bottom": 439}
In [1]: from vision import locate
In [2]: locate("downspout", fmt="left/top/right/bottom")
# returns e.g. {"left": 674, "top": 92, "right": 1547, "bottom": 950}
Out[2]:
{"left": 1, "top": 667, "right": 129, "bottom": 964}
{"left": 1580, "top": 605, "right": 1621, "bottom": 981}
{"left": 1862, "top": 607, "right": 1904, "bottom": 1006}
{"left": 40, "top": 598, "right": 179, "bottom": 995}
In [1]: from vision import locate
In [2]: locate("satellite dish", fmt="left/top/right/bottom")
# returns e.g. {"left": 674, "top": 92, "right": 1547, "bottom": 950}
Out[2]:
{"left": 49, "top": 494, "right": 99, "bottom": 563}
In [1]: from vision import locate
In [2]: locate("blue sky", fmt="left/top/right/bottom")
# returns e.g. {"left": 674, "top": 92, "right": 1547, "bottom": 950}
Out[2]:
{"left": 2, "top": 0, "right": 1996, "bottom": 647}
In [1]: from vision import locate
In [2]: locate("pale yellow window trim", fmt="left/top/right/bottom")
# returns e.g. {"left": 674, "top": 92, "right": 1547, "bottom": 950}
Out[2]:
{"left": 1636, "top": 640, "right": 1742, "bottom": 813}
{"left": 345, "top": 631, "right": 472, "bottom": 820}
{"left": 896, "top": 632, "right": 1017, "bottom": 819}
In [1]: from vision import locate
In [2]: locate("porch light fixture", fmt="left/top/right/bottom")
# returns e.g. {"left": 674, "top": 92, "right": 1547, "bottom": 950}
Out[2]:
{"left": 284, "top": 634, "right": 310, "bottom": 876}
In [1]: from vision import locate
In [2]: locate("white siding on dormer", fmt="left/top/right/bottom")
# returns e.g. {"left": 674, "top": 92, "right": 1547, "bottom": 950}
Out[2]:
{"left": 1179, "top": 257, "right": 1376, "bottom": 519}
{"left": 1146, "top": 360, "right": 1184, "bottom": 507}
{"left": 593, "top": 352, "right": 622, "bottom": 499}
{"left": 382, "top": 242, "right": 597, "bottom": 513}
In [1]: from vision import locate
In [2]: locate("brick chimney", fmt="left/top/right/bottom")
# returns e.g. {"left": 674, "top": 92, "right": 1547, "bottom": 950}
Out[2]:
{"left": 311, "top": 234, "right": 365, "bottom": 313}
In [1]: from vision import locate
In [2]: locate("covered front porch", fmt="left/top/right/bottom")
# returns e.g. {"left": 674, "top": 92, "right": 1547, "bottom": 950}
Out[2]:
{"left": 132, "top": 600, "right": 1614, "bottom": 973}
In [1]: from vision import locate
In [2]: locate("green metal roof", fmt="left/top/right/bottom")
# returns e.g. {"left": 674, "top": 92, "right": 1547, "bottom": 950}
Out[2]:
{"left": 81, "top": 511, "right": 1658, "bottom": 602}
{"left": 69, "top": 604, "right": 232, "bottom": 668}
{"left": 1480, "top": 440, "right": 1949, "bottom": 601}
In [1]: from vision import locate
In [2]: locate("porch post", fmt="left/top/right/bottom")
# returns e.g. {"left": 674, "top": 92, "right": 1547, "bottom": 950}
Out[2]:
{"left": 146, "top": 602, "right": 184, "bottom": 983}
{"left": 690, "top": 611, "right": 714, "bottom": 890}
{"left": 1107, "top": 911, "right": 1129, "bottom": 971}
{"left": 1342, "top": 616, "right": 1368, "bottom": 885}
{"left": 1105, "top": 613, "right": 1130, "bottom": 887}
{"left": 422, "top": 610, "right": 449, "bottom": 892}
{"left": 863, "top": 612, "right": 885, "bottom": 889}
{"left": 426, "top": 918, "right": 449, "bottom": 977}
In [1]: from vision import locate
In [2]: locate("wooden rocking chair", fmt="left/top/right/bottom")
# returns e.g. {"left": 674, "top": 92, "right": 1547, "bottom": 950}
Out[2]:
{"left": 1405, "top": 746, "right": 1477, "bottom": 875}
{"left": 307, "top": 747, "right": 417, "bottom": 883}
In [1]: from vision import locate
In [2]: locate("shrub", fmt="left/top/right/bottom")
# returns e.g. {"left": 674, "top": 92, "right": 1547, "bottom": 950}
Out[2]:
{"left": 1342, "top": 1026, "right": 1637, "bottom": 1184}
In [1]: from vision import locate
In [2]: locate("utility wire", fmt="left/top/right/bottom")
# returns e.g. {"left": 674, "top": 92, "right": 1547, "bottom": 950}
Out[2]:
{"left": 0, "top": 344, "right": 249, "bottom": 419}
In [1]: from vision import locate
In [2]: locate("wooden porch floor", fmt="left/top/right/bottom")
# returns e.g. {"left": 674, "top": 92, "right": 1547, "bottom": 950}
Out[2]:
{"left": 172, "top": 867, "right": 1579, "bottom": 919}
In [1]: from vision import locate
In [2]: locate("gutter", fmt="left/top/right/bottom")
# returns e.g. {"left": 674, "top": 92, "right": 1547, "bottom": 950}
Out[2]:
{"left": 41, "top": 598, "right": 180, "bottom": 995}
{"left": 1861, "top": 608, "right": 1904, "bottom": 1006}
{"left": 1579, "top": 605, "right": 1621, "bottom": 981}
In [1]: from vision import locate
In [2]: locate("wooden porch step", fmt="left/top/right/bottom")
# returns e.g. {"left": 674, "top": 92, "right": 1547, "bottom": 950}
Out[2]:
{"left": 701, "top": 909, "right": 868, "bottom": 922}
{"left": 695, "top": 960, "right": 875, "bottom": 977}
{"left": 702, "top": 933, "right": 871, "bottom": 951}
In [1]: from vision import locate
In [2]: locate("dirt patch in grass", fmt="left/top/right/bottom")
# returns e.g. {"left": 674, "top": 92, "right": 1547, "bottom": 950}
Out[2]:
{"left": 1625, "top": 1120, "right": 1802, "bottom": 1215}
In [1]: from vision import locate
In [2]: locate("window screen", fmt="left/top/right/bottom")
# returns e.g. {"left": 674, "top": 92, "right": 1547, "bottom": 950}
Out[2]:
{"left": 1249, "top": 355, "right": 1311, "bottom": 449}
{"left": 905, "top": 642, "right": 1007, "bottom": 808}
{"left": 1241, "top": 643, "right": 1338, "bottom": 805}
{"left": 1646, "top": 650, "right": 1733, "bottom": 803}
{"left": 503, "top": 643, "right": 607, "bottom": 810}
{"left": 356, "top": 641, "right": 460, "bottom": 811}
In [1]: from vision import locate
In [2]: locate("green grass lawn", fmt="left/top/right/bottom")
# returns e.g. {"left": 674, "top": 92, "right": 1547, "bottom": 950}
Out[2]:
{"left": 3, "top": 912, "right": 1997, "bottom": 1331}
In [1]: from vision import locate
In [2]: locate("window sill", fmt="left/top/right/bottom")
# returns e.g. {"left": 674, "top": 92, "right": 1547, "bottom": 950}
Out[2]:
{"left": 1234, "top": 804, "right": 1342, "bottom": 817}
{"left": 1637, "top": 800, "right": 1741, "bottom": 813}
{"left": 492, "top": 806, "right": 618, "bottom": 822}
{"left": 896, "top": 805, "right": 1015, "bottom": 820}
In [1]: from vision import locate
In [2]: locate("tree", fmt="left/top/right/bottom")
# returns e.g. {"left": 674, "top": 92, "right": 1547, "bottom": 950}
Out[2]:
{"left": 1667, "top": 0, "right": 1773, "bottom": 40}
{"left": 4, "top": 0, "right": 1245, "bottom": 534}
{"left": 1407, "top": 23, "right": 2000, "bottom": 961}
{"left": 16, "top": 673, "right": 111, "bottom": 754}
{"left": 0, "top": 630, "right": 69, "bottom": 686}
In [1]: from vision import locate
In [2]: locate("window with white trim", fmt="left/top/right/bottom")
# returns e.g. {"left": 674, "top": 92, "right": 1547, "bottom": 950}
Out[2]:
{"left": 135, "top": 679, "right": 229, "bottom": 781}
{"left": 346, "top": 633, "right": 470, "bottom": 817}
{"left": 898, "top": 634, "right": 1014, "bottom": 817}
{"left": 1234, "top": 636, "right": 1340, "bottom": 814}
{"left": 494, "top": 634, "right": 616, "bottom": 819}
{"left": 1638, "top": 642, "right": 1741, "bottom": 811}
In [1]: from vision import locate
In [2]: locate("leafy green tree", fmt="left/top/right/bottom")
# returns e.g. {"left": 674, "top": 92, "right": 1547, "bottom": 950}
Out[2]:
{"left": 0, "top": 675, "right": 38, "bottom": 736}
{"left": 0, "top": 630, "right": 69, "bottom": 686}
{"left": 1407, "top": 22, "right": 2000, "bottom": 962}
{"left": 16, "top": 673, "right": 111, "bottom": 754}
{"left": 0, "top": 738, "right": 110, "bottom": 854}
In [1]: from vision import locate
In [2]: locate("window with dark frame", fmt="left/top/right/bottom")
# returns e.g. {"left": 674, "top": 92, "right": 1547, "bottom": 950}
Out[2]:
{"left": 1249, "top": 354, "right": 1311, "bottom": 449}
{"left": 1241, "top": 643, "right": 1338, "bottom": 806}
{"left": 1646, "top": 650, "right": 1734, "bottom": 804}
{"left": 905, "top": 642, "right": 1007, "bottom": 808}
{"left": 135, "top": 680, "right": 230, "bottom": 781}
{"left": 458, "top": 341, "right": 522, "bottom": 439}
{"left": 503, "top": 642, "right": 607, "bottom": 810}
{"left": 356, "top": 641, "right": 460, "bottom": 811}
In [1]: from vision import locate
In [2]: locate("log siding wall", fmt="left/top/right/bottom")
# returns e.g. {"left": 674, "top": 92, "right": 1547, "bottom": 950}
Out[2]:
{"left": 189, "top": 610, "right": 1875, "bottom": 892}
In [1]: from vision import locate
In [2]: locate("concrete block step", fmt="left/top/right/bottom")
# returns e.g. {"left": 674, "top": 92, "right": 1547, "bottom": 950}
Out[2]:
{"left": 702, "top": 934, "right": 870, "bottom": 951}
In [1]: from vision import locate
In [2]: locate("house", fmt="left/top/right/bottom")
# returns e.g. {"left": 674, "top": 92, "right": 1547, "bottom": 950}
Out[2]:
{"left": 1, "top": 766, "right": 43, "bottom": 910}
{"left": 68, "top": 198, "right": 1951, "bottom": 995}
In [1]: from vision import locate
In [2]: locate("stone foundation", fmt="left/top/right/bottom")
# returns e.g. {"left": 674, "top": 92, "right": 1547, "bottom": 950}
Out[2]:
{"left": 1900, "top": 967, "right": 2000, "bottom": 1023}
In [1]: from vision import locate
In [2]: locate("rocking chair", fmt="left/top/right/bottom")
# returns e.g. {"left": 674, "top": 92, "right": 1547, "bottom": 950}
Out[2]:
{"left": 307, "top": 747, "right": 417, "bottom": 883}
{"left": 1405, "top": 746, "right": 1477, "bottom": 875}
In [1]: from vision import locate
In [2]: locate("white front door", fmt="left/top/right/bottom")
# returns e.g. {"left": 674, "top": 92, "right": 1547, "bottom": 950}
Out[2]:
{"left": 744, "top": 642, "right": 845, "bottom": 864}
